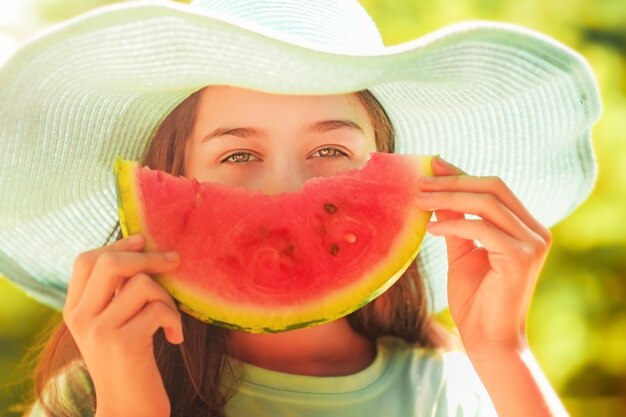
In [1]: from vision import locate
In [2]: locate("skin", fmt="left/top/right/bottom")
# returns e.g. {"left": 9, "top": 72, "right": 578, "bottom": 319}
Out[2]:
{"left": 64, "top": 86, "right": 567, "bottom": 417}
{"left": 418, "top": 160, "right": 568, "bottom": 416}
{"left": 184, "top": 86, "right": 378, "bottom": 376}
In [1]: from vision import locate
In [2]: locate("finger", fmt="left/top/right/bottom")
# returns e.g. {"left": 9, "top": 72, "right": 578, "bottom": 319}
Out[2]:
{"left": 417, "top": 191, "right": 540, "bottom": 242}
{"left": 430, "top": 218, "right": 547, "bottom": 294}
{"left": 101, "top": 273, "right": 179, "bottom": 328}
{"left": 65, "top": 235, "right": 145, "bottom": 312}
{"left": 121, "top": 301, "right": 184, "bottom": 345}
{"left": 432, "top": 209, "right": 477, "bottom": 265}
{"left": 419, "top": 174, "right": 550, "bottom": 241}
{"left": 427, "top": 218, "right": 518, "bottom": 256}
{"left": 424, "top": 158, "right": 551, "bottom": 243}
{"left": 430, "top": 156, "right": 467, "bottom": 176}
{"left": 76, "top": 251, "right": 180, "bottom": 317}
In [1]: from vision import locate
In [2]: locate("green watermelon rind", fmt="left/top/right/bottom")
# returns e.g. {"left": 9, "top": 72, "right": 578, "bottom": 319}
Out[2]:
{"left": 114, "top": 155, "right": 433, "bottom": 333}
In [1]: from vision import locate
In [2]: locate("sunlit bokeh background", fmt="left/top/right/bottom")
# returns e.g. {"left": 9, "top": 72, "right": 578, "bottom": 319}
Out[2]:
{"left": 1, "top": 0, "right": 625, "bottom": 416}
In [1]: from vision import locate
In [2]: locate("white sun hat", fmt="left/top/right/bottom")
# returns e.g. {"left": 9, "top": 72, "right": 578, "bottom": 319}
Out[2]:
{"left": 0, "top": 0, "right": 601, "bottom": 313}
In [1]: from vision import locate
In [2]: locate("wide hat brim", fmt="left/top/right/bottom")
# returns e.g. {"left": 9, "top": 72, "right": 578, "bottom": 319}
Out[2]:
{"left": 0, "top": 0, "right": 601, "bottom": 313}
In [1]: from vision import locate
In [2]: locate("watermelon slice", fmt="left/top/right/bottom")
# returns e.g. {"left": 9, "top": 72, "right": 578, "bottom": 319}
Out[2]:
{"left": 114, "top": 153, "right": 432, "bottom": 333}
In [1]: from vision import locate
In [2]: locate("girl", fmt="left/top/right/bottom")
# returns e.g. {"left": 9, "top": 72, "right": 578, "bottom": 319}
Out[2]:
{"left": 0, "top": 0, "right": 600, "bottom": 416}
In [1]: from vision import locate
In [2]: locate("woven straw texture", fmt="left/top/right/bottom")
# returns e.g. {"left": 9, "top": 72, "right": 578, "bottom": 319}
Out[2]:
{"left": 0, "top": 0, "right": 601, "bottom": 312}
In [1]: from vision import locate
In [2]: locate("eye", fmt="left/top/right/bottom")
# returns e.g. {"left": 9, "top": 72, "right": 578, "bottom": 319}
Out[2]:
{"left": 221, "top": 152, "right": 259, "bottom": 164}
{"left": 311, "top": 147, "right": 349, "bottom": 158}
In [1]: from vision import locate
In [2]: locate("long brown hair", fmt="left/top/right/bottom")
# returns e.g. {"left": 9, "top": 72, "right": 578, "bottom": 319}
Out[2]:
{"left": 28, "top": 88, "right": 443, "bottom": 417}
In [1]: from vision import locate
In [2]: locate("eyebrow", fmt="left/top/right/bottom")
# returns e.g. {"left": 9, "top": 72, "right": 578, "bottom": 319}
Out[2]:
{"left": 201, "top": 119, "right": 364, "bottom": 143}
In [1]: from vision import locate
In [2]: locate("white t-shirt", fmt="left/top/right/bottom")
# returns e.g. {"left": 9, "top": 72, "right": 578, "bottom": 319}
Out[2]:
{"left": 28, "top": 336, "right": 497, "bottom": 417}
{"left": 223, "top": 336, "right": 497, "bottom": 417}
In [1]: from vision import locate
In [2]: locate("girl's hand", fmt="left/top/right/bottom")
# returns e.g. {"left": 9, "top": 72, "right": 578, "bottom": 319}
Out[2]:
{"left": 63, "top": 235, "right": 183, "bottom": 417}
{"left": 416, "top": 157, "right": 552, "bottom": 355}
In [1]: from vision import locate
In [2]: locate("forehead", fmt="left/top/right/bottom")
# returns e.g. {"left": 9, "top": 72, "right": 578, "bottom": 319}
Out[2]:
{"left": 196, "top": 86, "right": 370, "bottom": 124}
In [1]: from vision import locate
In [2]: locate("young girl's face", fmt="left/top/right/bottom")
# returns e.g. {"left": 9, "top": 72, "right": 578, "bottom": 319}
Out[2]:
{"left": 184, "top": 86, "right": 377, "bottom": 193}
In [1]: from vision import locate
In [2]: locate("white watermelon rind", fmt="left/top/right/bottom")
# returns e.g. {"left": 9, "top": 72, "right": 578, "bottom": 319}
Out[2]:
{"left": 114, "top": 156, "right": 433, "bottom": 333}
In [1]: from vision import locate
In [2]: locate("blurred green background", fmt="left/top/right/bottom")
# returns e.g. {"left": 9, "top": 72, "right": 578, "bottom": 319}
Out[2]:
{"left": 1, "top": 0, "right": 625, "bottom": 416}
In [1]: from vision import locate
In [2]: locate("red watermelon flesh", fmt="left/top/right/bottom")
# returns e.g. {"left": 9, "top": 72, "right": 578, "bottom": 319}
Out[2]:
{"left": 115, "top": 152, "right": 433, "bottom": 332}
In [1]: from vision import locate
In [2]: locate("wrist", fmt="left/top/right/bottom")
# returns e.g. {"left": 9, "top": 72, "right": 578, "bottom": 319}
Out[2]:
{"left": 463, "top": 342, "right": 569, "bottom": 417}
{"left": 462, "top": 332, "right": 529, "bottom": 361}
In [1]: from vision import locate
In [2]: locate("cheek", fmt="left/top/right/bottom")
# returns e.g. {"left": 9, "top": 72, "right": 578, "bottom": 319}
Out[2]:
{"left": 305, "top": 154, "right": 371, "bottom": 179}
{"left": 183, "top": 140, "right": 195, "bottom": 177}
{"left": 183, "top": 142, "right": 217, "bottom": 182}
{"left": 204, "top": 166, "right": 263, "bottom": 188}
{"left": 367, "top": 135, "right": 378, "bottom": 153}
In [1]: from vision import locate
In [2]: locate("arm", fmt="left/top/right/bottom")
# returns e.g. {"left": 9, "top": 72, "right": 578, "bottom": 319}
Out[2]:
{"left": 416, "top": 156, "right": 568, "bottom": 417}
{"left": 467, "top": 343, "right": 568, "bottom": 417}
{"left": 64, "top": 235, "right": 183, "bottom": 417}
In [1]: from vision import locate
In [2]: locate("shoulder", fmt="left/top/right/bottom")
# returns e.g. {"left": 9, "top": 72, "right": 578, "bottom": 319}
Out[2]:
{"left": 379, "top": 337, "right": 497, "bottom": 417}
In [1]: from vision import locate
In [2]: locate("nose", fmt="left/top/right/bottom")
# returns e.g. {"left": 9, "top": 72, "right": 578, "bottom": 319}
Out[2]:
{"left": 260, "top": 159, "right": 308, "bottom": 195}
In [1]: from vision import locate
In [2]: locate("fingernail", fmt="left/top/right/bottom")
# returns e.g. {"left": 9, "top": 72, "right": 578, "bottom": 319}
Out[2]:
{"left": 435, "top": 156, "right": 452, "bottom": 167}
{"left": 164, "top": 251, "right": 180, "bottom": 262}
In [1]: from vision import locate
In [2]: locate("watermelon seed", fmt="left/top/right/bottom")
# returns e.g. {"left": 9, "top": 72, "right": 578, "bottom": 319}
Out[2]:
{"left": 324, "top": 203, "right": 337, "bottom": 214}
{"left": 195, "top": 193, "right": 203, "bottom": 207}
{"left": 345, "top": 234, "right": 357, "bottom": 243}
{"left": 282, "top": 243, "right": 295, "bottom": 256}
{"left": 330, "top": 244, "right": 340, "bottom": 256}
